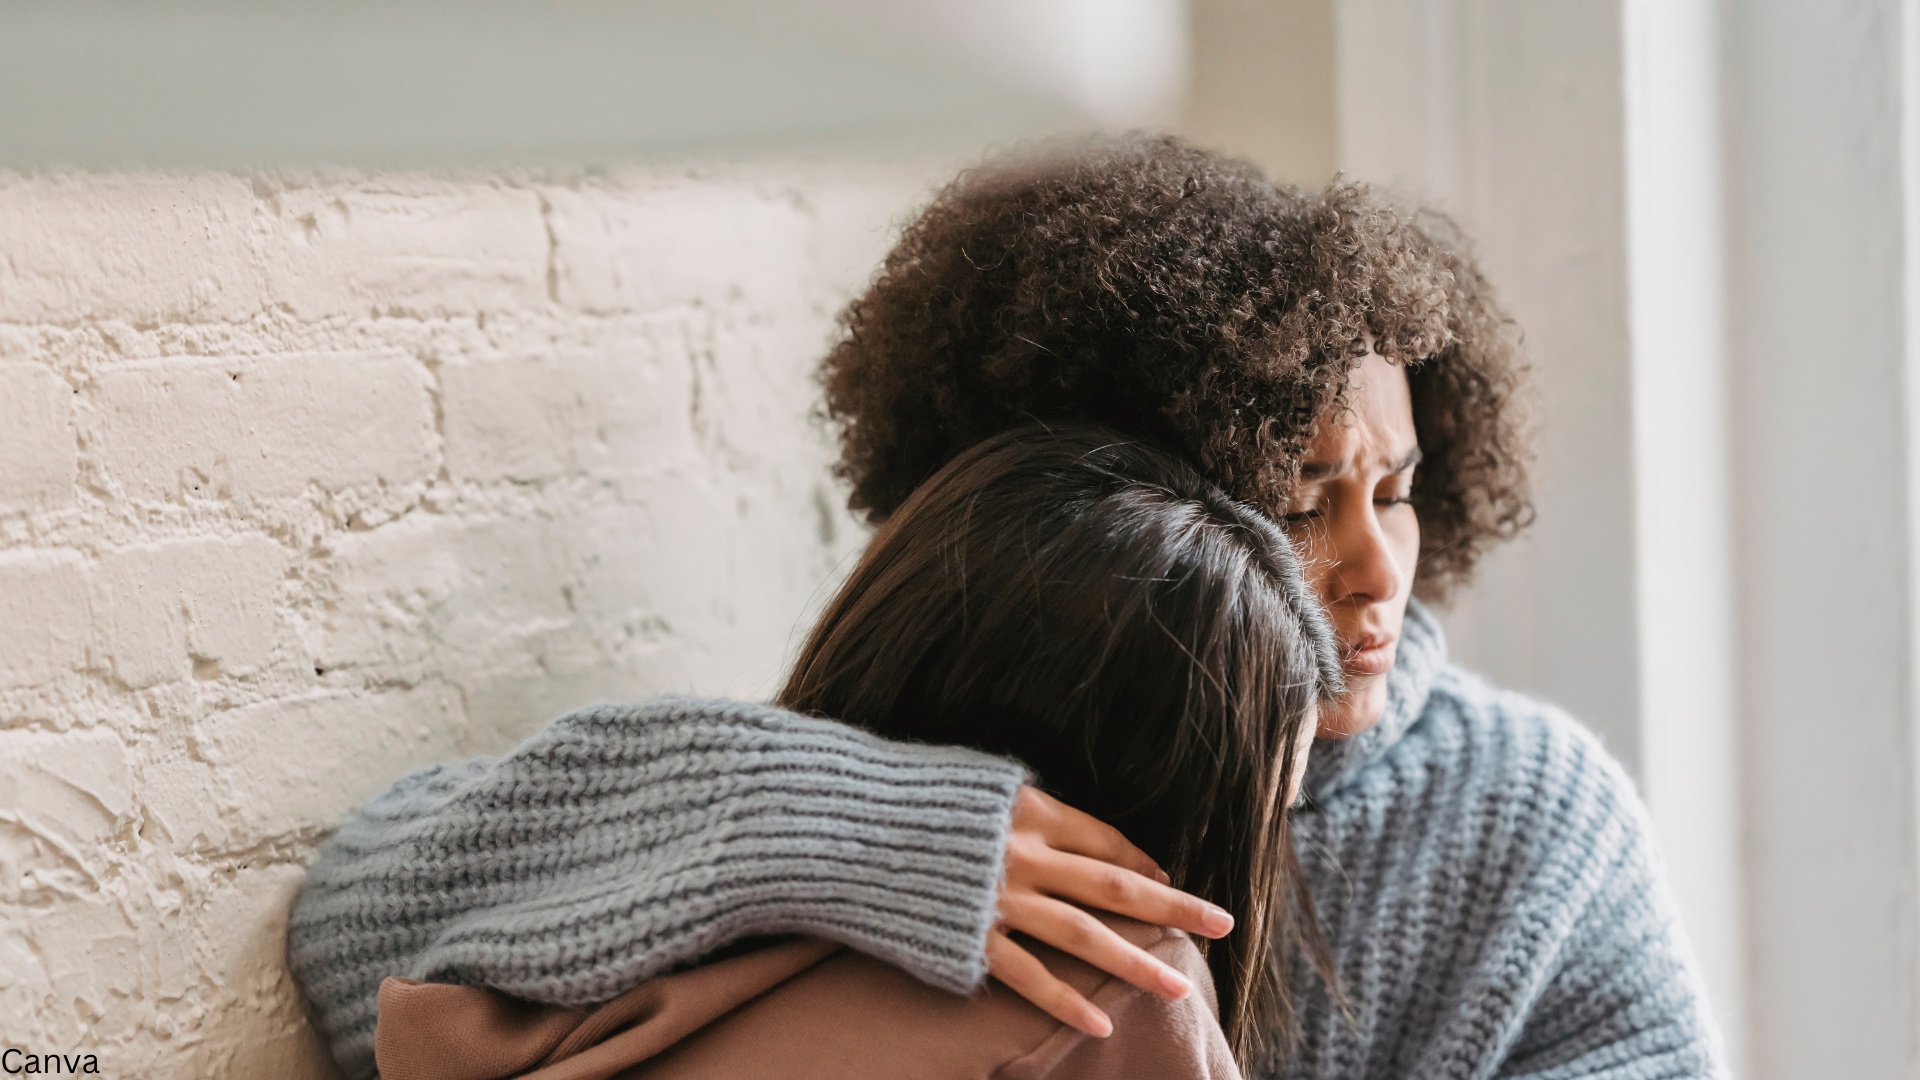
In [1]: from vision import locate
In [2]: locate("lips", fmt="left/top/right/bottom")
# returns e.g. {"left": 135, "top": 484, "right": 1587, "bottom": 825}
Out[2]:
{"left": 1341, "top": 633, "right": 1398, "bottom": 676}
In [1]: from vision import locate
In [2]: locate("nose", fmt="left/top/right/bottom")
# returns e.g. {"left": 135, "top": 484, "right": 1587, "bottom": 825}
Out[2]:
{"left": 1322, "top": 500, "right": 1407, "bottom": 606}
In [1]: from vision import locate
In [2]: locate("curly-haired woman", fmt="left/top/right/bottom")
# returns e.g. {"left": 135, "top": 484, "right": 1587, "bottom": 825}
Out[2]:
{"left": 290, "top": 135, "right": 1726, "bottom": 1078}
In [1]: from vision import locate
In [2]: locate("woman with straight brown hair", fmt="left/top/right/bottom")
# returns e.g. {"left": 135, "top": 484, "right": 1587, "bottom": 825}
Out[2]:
{"left": 349, "top": 423, "right": 1341, "bottom": 1079}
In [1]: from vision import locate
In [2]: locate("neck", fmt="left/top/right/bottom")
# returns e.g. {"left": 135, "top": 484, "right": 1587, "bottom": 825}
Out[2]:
{"left": 1301, "top": 599, "right": 1446, "bottom": 800}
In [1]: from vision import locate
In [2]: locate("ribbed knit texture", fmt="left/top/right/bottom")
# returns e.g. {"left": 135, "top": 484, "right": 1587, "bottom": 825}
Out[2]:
{"left": 1280, "top": 603, "right": 1727, "bottom": 1079}
{"left": 288, "top": 605, "right": 1728, "bottom": 1080}
{"left": 286, "top": 697, "right": 1028, "bottom": 1080}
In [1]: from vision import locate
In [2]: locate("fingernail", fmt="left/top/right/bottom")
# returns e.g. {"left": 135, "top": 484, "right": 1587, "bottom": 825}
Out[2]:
{"left": 1200, "top": 905, "right": 1235, "bottom": 936}
{"left": 1083, "top": 1010, "right": 1114, "bottom": 1038}
{"left": 1155, "top": 868, "right": 1172, "bottom": 886}
{"left": 1158, "top": 968, "right": 1194, "bottom": 999}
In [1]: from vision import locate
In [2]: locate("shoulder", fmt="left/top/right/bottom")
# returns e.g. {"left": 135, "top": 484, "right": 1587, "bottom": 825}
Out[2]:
{"left": 1320, "top": 665, "right": 1657, "bottom": 901}
{"left": 999, "top": 918, "right": 1235, "bottom": 1080}
{"left": 1390, "top": 664, "right": 1640, "bottom": 820}
{"left": 1079, "top": 918, "right": 1215, "bottom": 1014}
{"left": 1294, "top": 669, "right": 1721, "bottom": 1072}
{"left": 645, "top": 917, "right": 1232, "bottom": 1080}
{"left": 997, "top": 915, "right": 1211, "bottom": 1016}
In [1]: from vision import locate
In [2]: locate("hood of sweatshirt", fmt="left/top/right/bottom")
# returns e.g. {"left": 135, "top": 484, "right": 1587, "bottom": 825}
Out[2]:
{"left": 1300, "top": 598, "right": 1446, "bottom": 803}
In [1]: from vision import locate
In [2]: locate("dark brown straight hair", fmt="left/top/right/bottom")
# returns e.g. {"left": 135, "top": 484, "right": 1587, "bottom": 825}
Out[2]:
{"left": 778, "top": 423, "right": 1342, "bottom": 1069}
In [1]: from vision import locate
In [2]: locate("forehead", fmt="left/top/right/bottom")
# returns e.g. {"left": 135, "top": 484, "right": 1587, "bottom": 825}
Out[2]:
{"left": 1304, "top": 351, "right": 1417, "bottom": 462}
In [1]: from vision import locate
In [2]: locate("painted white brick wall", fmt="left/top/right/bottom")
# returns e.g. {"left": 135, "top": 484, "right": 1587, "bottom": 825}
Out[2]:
{"left": 0, "top": 162, "right": 929, "bottom": 1077}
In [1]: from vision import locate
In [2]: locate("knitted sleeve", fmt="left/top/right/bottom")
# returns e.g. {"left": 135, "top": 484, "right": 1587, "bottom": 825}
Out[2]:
{"left": 1491, "top": 728, "right": 1729, "bottom": 1080}
{"left": 286, "top": 696, "right": 1029, "bottom": 1080}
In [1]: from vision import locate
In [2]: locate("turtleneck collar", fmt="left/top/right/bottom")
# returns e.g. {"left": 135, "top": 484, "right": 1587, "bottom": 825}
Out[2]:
{"left": 1301, "top": 598, "right": 1447, "bottom": 802}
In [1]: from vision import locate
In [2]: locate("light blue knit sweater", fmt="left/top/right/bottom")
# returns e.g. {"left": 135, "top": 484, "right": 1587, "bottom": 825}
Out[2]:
{"left": 287, "top": 602, "right": 1725, "bottom": 1079}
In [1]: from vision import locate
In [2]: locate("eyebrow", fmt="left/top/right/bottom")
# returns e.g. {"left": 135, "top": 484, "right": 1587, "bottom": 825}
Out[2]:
{"left": 1298, "top": 445, "right": 1423, "bottom": 481}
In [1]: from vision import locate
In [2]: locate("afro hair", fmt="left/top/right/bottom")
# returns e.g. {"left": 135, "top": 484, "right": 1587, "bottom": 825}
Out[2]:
{"left": 820, "top": 133, "right": 1534, "bottom": 600}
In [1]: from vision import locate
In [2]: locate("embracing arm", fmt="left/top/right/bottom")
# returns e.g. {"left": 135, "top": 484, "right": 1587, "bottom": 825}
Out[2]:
{"left": 288, "top": 697, "right": 1027, "bottom": 1080}
{"left": 288, "top": 697, "right": 1225, "bottom": 1080}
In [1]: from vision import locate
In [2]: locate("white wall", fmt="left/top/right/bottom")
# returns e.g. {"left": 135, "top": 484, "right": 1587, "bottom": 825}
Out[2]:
{"left": 0, "top": 0, "right": 1186, "bottom": 167}
{"left": 1731, "top": 1, "right": 1920, "bottom": 1075}
{"left": 0, "top": 162, "right": 937, "bottom": 1076}
{"left": 1621, "top": 0, "right": 1746, "bottom": 1066}
{"left": 1180, "top": 0, "right": 1337, "bottom": 187}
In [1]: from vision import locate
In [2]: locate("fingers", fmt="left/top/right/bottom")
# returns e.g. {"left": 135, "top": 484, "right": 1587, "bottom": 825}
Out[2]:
{"left": 1013, "top": 786, "right": 1168, "bottom": 885}
{"left": 1035, "top": 848, "right": 1235, "bottom": 939}
{"left": 987, "top": 930, "right": 1113, "bottom": 1038}
{"left": 999, "top": 893, "right": 1196, "bottom": 1003}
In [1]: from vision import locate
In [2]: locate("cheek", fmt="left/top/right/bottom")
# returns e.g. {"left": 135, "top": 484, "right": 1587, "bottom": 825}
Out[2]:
{"left": 1388, "top": 508, "right": 1421, "bottom": 578}
{"left": 1285, "top": 525, "right": 1341, "bottom": 603}
{"left": 1299, "top": 551, "right": 1340, "bottom": 609}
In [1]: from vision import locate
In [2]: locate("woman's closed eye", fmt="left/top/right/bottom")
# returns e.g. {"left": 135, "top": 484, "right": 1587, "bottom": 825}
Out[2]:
{"left": 1374, "top": 466, "right": 1416, "bottom": 508}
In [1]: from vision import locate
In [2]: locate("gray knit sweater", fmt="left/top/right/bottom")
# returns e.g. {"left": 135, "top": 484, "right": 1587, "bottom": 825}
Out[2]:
{"left": 288, "top": 602, "right": 1726, "bottom": 1079}
{"left": 287, "top": 700, "right": 1029, "bottom": 1079}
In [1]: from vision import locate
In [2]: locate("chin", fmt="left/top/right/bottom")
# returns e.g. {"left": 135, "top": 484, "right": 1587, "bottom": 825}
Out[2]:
{"left": 1318, "top": 679, "right": 1388, "bottom": 739}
